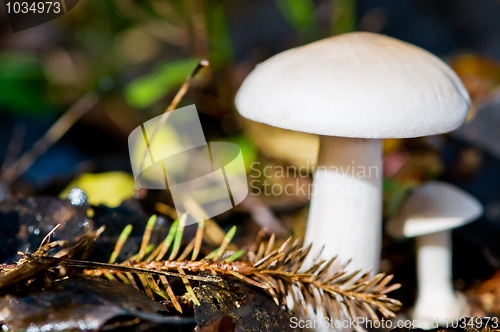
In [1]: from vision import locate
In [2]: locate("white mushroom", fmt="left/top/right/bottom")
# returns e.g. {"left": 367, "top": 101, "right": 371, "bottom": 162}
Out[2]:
{"left": 235, "top": 32, "right": 470, "bottom": 274}
{"left": 387, "top": 181, "right": 483, "bottom": 327}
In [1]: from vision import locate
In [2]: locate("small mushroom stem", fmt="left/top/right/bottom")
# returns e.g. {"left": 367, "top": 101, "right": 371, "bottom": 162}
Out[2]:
{"left": 413, "top": 230, "right": 463, "bottom": 326}
{"left": 304, "top": 136, "right": 382, "bottom": 273}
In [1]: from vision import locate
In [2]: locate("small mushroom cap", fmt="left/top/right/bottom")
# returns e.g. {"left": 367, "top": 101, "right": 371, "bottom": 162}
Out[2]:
{"left": 386, "top": 181, "right": 483, "bottom": 238}
{"left": 235, "top": 32, "right": 470, "bottom": 139}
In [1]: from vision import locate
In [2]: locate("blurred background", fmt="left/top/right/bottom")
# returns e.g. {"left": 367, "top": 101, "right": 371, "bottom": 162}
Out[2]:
{"left": 1, "top": 0, "right": 500, "bottom": 319}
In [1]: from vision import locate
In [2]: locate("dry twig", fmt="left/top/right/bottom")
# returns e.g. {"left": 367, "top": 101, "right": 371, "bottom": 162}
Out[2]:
{"left": 0, "top": 218, "right": 401, "bottom": 325}
{"left": 0, "top": 91, "right": 100, "bottom": 186}
{"left": 71, "top": 216, "right": 402, "bottom": 322}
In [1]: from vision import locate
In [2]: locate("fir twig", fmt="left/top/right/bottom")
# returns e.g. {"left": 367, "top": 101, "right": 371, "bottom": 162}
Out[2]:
{"left": 76, "top": 217, "right": 402, "bottom": 323}
{"left": 0, "top": 220, "right": 402, "bottom": 327}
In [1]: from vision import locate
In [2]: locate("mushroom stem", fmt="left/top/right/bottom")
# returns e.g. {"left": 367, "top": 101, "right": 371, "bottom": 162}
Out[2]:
{"left": 304, "top": 136, "right": 382, "bottom": 273}
{"left": 413, "top": 230, "right": 462, "bottom": 326}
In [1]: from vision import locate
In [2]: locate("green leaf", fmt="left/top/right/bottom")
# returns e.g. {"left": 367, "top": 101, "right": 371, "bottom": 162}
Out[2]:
{"left": 383, "top": 179, "right": 415, "bottom": 218}
{"left": 275, "top": 0, "right": 316, "bottom": 30}
{"left": 0, "top": 52, "right": 54, "bottom": 115}
{"left": 205, "top": 3, "right": 234, "bottom": 68}
{"left": 227, "top": 135, "right": 257, "bottom": 171}
{"left": 331, "top": 0, "right": 356, "bottom": 35}
{"left": 125, "top": 58, "right": 198, "bottom": 109}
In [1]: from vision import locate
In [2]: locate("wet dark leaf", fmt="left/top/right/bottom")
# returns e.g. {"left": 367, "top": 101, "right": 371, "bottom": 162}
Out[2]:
{"left": 0, "top": 196, "right": 93, "bottom": 263}
{"left": 197, "top": 316, "right": 236, "bottom": 332}
{"left": 0, "top": 276, "right": 196, "bottom": 331}
{"left": 0, "top": 196, "right": 172, "bottom": 264}
{"left": 194, "top": 278, "right": 300, "bottom": 332}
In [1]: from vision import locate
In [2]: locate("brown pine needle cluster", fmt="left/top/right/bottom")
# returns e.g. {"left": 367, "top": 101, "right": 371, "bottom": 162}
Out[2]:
{"left": 0, "top": 224, "right": 104, "bottom": 288}
{"left": 0, "top": 215, "right": 402, "bottom": 324}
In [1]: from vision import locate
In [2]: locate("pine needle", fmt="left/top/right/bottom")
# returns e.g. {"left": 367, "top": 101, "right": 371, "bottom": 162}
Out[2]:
{"left": 178, "top": 267, "right": 200, "bottom": 306}
{"left": 213, "top": 226, "right": 236, "bottom": 262}
{"left": 191, "top": 220, "right": 205, "bottom": 261}
{"left": 8, "top": 223, "right": 402, "bottom": 327}
{"left": 155, "top": 219, "right": 179, "bottom": 261}
{"left": 169, "top": 213, "right": 187, "bottom": 261}
{"left": 128, "top": 244, "right": 155, "bottom": 262}
{"left": 223, "top": 249, "right": 245, "bottom": 263}
{"left": 159, "top": 275, "right": 183, "bottom": 313}
{"left": 109, "top": 224, "right": 133, "bottom": 264}
{"left": 138, "top": 215, "right": 157, "bottom": 261}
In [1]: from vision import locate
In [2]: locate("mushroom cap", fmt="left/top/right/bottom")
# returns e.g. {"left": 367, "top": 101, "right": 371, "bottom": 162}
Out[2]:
{"left": 386, "top": 181, "right": 483, "bottom": 238}
{"left": 235, "top": 32, "right": 470, "bottom": 139}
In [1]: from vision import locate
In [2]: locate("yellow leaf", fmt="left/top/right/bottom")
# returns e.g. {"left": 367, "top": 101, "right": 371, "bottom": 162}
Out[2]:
{"left": 60, "top": 172, "right": 136, "bottom": 207}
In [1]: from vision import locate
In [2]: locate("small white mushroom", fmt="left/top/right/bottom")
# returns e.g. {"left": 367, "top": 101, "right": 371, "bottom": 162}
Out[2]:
{"left": 387, "top": 181, "right": 483, "bottom": 327}
{"left": 235, "top": 32, "right": 470, "bottom": 275}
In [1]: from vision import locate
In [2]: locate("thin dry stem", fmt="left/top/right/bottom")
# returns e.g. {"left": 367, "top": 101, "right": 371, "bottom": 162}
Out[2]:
{"left": 0, "top": 91, "right": 100, "bottom": 186}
